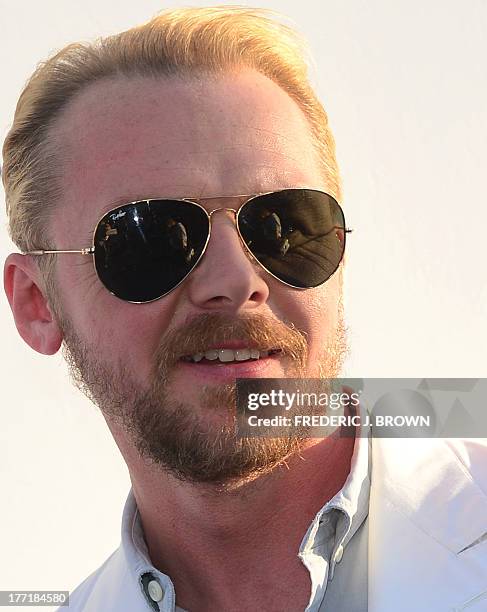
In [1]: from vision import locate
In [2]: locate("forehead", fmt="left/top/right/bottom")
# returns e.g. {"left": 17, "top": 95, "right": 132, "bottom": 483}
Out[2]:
{"left": 51, "top": 70, "right": 325, "bottom": 228}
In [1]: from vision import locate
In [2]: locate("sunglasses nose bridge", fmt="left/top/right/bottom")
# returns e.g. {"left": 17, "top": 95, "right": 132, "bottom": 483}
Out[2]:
{"left": 205, "top": 206, "right": 252, "bottom": 259}
{"left": 207, "top": 206, "right": 239, "bottom": 234}
{"left": 207, "top": 207, "right": 238, "bottom": 220}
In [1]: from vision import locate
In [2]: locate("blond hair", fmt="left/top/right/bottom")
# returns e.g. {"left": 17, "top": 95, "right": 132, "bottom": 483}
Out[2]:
{"left": 3, "top": 5, "right": 342, "bottom": 269}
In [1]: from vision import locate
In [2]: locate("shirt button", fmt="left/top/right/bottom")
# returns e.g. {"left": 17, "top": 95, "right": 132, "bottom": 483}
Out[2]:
{"left": 147, "top": 579, "right": 164, "bottom": 602}
{"left": 334, "top": 544, "right": 344, "bottom": 563}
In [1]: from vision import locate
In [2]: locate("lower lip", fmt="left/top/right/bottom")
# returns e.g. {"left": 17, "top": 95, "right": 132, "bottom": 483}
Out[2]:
{"left": 177, "top": 355, "right": 284, "bottom": 382}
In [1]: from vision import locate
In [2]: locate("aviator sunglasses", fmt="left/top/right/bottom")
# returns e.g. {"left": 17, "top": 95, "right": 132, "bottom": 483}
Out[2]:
{"left": 26, "top": 188, "right": 352, "bottom": 303}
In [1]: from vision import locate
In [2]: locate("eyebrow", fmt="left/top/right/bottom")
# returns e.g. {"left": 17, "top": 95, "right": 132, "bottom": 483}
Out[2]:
{"left": 98, "top": 191, "right": 201, "bottom": 214}
{"left": 99, "top": 195, "right": 153, "bottom": 215}
{"left": 93, "top": 184, "right": 320, "bottom": 225}
{"left": 96, "top": 192, "right": 234, "bottom": 219}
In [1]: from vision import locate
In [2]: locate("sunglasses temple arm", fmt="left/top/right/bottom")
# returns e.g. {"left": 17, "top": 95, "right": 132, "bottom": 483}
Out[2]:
{"left": 323, "top": 226, "right": 353, "bottom": 237}
{"left": 24, "top": 248, "right": 95, "bottom": 255}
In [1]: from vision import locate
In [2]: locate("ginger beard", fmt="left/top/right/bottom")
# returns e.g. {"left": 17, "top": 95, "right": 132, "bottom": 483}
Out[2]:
{"left": 58, "top": 305, "right": 348, "bottom": 485}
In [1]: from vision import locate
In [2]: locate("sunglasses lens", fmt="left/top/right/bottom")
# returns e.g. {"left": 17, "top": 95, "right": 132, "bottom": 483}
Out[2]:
{"left": 94, "top": 200, "right": 209, "bottom": 302}
{"left": 238, "top": 189, "right": 346, "bottom": 288}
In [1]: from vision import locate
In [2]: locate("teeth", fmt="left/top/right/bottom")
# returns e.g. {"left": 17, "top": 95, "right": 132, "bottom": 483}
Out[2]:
{"left": 218, "top": 349, "right": 235, "bottom": 363}
{"left": 235, "top": 349, "right": 251, "bottom": 361}
{"left": 188, "top": 348, "right": 276, "bottom": 363}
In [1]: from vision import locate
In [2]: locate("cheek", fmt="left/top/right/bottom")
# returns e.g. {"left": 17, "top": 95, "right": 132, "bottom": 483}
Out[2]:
{"left": 285, "top": 276, "right": 342, "bottom": 362}
{"left": 54, "top": 260, "right": 179, "bottom": 383}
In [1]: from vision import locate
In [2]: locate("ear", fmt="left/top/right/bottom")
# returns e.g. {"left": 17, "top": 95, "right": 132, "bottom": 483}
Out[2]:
{"left": 4, "top": 253, "right": 63, "bottom": 355}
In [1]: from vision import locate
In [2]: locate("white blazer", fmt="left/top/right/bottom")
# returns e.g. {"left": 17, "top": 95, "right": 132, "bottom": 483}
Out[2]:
{"left": 368, "top": 438, "right": 487, "bottom": 611}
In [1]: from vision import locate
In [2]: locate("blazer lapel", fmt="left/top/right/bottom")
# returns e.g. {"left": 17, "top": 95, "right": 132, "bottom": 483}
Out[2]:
{"left": 368, "top": 438, "right": 487, "bottom": 611}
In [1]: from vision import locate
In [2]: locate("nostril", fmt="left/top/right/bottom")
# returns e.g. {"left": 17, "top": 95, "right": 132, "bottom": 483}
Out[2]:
{"left": 249, "top": 290, "right": 263, "bottom": 303}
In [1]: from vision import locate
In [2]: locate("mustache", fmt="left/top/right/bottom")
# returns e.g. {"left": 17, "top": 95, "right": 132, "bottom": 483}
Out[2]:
{"left": 152, "top": 312, "right": 309, "bottom": 376}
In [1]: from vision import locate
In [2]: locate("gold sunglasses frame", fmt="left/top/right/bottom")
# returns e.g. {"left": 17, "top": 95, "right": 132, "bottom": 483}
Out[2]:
{"left": 25, "top": 188, "right": 352, "bottom": 304}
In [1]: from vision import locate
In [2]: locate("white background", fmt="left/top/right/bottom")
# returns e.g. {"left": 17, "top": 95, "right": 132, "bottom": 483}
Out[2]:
{"left": 1, "top": 1, "right": 486, "bottom": 608}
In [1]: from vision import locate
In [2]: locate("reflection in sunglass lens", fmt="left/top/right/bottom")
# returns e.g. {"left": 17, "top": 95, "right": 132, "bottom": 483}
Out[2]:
{"left": 94, "top": 200, "right": 209, "bottom": 302}
{"left": 237, "top": 189, "right": 346, "bottom": 288}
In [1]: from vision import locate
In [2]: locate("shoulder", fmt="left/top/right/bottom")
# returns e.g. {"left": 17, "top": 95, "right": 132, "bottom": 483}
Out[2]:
{"left": 444, "top": 438, "right": 487, "bottom": 493}
{"left": 371, "top": 437, "right": 486, "bottom": 487}
{"left": 368, "top": 439, "right": 487, "bottom": 609}
{"left": 370, "top": 437, "right": 487, "bottom": 552}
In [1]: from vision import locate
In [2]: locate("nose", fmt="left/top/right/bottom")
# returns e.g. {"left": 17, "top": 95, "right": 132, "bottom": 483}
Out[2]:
{"left": 186, "top": 208, "right": 270, "bottom": 312}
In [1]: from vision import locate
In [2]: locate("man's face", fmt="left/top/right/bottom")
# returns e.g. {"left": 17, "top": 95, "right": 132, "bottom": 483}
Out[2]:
{"left": 48, "top": 70, "right": 347, "bottom": 484}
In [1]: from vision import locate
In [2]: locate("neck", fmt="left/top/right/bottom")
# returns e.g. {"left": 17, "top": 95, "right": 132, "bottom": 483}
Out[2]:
{"left": 129, "top": 432, "right": 355, "bottom": 612}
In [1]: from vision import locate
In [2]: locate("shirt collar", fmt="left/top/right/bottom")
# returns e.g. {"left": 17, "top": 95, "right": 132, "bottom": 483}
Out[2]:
{"left": 298, "top": 398, "right": 371, "bottom": 596}
{"left": 120, "top": 491, "right": 177, "bottom": 610}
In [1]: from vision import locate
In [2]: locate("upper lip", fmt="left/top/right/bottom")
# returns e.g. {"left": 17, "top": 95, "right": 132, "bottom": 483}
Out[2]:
{"left": 198, "top": 342, "right": 262, "bottom": 351}
{"left": 179, "top": 343, "right": 281, "bottom": 359}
